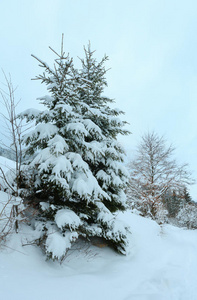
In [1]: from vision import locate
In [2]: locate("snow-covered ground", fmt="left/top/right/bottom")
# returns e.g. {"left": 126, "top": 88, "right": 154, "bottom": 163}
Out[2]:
{"left": 1, "top": 155, "right": 197, "bottom": 300}
{"left": 0, "top": 155, "right": 16, "bottom": 173}
{"left": 0, "top": 210, "right": 197, "bottom": 300}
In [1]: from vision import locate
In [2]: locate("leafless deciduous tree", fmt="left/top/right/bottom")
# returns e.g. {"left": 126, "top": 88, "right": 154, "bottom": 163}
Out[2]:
{"left": 0, "top": 72, "right": 23, "bottom": 195}
{"left": 127, "top": 132, "right": 194, "bottom": 219}
{"left": 0, "top": 72, "right": 29, "bottom": 235}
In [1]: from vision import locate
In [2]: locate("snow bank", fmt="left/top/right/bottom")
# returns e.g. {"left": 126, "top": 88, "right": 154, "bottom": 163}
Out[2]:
{"left": 1, "top": 212, "right": 197, "bottom": 300}
{"left": 0, "top": 156, "right": 16, "bottom": 173}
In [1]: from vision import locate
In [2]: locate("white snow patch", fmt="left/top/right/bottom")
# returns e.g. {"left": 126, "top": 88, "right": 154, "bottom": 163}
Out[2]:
{"left": 1, "top": 203, "right": 197, "bottom": 300}
{"left": 55, "top": 209, "right": 81, "bottom": 230}
{"left": 45, "top": 231, "right": 78, "bottom": 260}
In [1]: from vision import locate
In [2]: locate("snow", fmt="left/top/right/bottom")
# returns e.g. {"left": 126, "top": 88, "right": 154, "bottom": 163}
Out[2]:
{"left": 0, "top": 191, "right": 12, "bottom": 230}
{"left": 85, "top": 141, "right": 104, "bottom": 158}
{"left": 45, "top": 230, "right": 78, "bottom": 260}
{"left": 40, "top": 202, "right": 50, "bottom": 211}
{"left": 71, "top": 171, "right": 107, "bottom": 200}
{"left": 67, "top": 153, "right": 89, "bottom": 171}
{"left": 1, "top": 143, "right": 197, "bottom": 299}
{"left": 18, "top": 108, "right": 41, "bottom": 119}
{"left": 0, "top": 156, "right": 16, "bottom": 173}
{"left": 0, "top": 149, "right": 197, "bottom": 299}
{"left": 55, "top": 209, "right": 81, "bottom": 230}
{"left": 55, "top": 103, "right": 73, "bottom": 114}
{"left": 48, "top": 135, "right": 69, "bottom": 155}
{"left": 0, "top": 156, "right": 17, "bottom": 192}
{"left": 1, "top": 212, "right": 197, "bottom": 299}
{"left": 38, "top": 95, "right": 54, "bottom": 105}
{"left": 51, "top": 156, "right": 72, "bottom": 177}
{"left": 0, "top": 159, "right": 196, "bottom": 290}
{"left": 23, "top": 123, "right": 58, "bottom": 144}
{"left": 66, "top": 122, "right": 88, "bottom": 136}
{"left": 96, "top": 170, "right": 111, "bottom": 183}
{"left": 82, "top": 119, "right": 103, "bottom": 136}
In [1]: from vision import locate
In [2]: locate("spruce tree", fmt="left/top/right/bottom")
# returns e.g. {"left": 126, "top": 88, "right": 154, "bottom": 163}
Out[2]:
{"left": 20, "top": 42, "right": 130, "bottom": 260}
{"left": 164, "top": 190, "right": 181, "bottom": 218}
{"left": 182, "top": 187, "right": 192, "bottom": 204}
{"left": 76, "top": 44, "right": 129, "bottom": 212}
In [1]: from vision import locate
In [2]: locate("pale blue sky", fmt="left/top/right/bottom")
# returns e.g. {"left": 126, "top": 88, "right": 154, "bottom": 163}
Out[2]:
{"left": 1, "top": 0, "right": 197, "bottom": 197}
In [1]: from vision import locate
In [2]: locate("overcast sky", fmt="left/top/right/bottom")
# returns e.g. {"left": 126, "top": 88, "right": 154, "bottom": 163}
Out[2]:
{"left": 1, "top": 0, "right": 197, "bottom": 198}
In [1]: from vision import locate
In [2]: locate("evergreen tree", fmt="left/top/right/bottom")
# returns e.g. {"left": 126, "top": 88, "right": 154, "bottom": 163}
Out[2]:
{"left": 20, "top": 42, "right": 129, "bottom": 260}
{"left": 76, "top": 44, "right": 129, "bottom": 213}
{"left": 182, "top": 187, "right": 192, "bottom": 204}
{"left": 164, "top": 190, "right": 182, "bottom": 218}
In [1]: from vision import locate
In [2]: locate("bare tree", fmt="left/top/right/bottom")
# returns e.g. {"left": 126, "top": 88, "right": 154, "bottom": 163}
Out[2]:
{"left": 127, "top": 132, "right": 194, "bottom": 219}
{"left": 0, "top": 72, "right": 30, "bottom": 235}
{"left": 0, "top": 72, "right": 23, "bottom": 195}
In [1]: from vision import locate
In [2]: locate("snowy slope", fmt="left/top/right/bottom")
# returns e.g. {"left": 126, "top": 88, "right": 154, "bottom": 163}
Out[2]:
{"left": 0, "top": 211, "right": 197, "bottom": 300}
{"left": 0, "top": 156, "right": 17, "bottom": 233}
{"left": 0, "top": 155, "right": 197, "bottom": 300}
{"left": 0, "top": 155, "right": 16, "bottom": 173}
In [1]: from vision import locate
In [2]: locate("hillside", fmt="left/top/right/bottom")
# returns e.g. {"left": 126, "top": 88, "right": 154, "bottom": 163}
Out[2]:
{"left": 0, "top": 147, "right": 15, "bottom": 162}
{"left": 0, "top": 155, "right": 16, "bottom": 173}
{"left": 0, "top": 155, "right": 197, "bottom": 300}
{"left": 0, "top": 208, "right": 197, "bottom": 300}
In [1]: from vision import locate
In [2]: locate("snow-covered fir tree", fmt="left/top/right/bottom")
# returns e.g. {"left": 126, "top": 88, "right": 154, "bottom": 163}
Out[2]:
{"left": 76, "top": 44, "right": 129, "bottom": 212}
{"left": 163, "top": 190, "right": 183, "bottom": 218}
{"left": 20, "top": 42, "right": 130, "bottom": 261}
